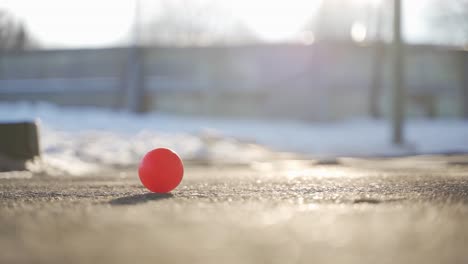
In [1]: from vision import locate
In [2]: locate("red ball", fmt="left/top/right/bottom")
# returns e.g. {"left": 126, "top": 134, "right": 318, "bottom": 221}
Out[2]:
{"left": 138, "top": 148, "right": 184, "bottom": 193}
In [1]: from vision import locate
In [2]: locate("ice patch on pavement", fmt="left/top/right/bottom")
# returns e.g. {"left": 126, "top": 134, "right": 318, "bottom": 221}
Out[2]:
{"left": 1, "top": 102, "right": 468, "bottom": 176}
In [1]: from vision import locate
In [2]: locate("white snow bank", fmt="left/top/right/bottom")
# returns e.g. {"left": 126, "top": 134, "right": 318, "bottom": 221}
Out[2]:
{"left": 1, "top": 102, "right": 467, "bottom": 175}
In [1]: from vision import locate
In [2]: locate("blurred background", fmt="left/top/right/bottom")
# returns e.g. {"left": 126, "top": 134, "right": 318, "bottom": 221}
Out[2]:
{"left": 0, "top": 0, "right": 467, "bottom": 174}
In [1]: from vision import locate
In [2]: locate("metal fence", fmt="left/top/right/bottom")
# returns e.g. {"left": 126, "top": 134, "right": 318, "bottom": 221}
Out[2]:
{"left": 0, "top": 43, "right": 466, "bottom": 120}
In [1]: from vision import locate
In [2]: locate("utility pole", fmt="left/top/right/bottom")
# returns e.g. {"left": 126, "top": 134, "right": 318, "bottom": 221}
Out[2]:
{"left": 462, "top": 51, "right": 468, "bottom": 119}
{"left": 392, "top": 0, "right": 405, "bottom": 145}
{"left": 369, "top": 2, "right": 383, "bottom": 119}
{"left": 127, "top": 0, "right": 146, "bottom": 113}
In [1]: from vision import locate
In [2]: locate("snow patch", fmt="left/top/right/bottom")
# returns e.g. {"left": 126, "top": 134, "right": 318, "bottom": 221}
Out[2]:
{"left": 1, "top": 102, "right": 467, "bottom": 176}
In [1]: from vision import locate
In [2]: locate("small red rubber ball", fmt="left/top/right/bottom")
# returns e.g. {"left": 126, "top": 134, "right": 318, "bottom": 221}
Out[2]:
{"left": 138, "top": 148, "right": 184, "bottom": 193}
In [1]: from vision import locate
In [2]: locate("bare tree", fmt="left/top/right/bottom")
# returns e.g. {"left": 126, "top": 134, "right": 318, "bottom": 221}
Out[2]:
{"left": 429, "top": 0, "right": 468, "bottom": 45}
{"left": 141, "top": 0, "right": 258, "bottom": 46}
{"left": 0, "top": 10, "right": 36, "bottom": 51}
{"left": 427, "top": 0, "right": 468, "bottom": 118}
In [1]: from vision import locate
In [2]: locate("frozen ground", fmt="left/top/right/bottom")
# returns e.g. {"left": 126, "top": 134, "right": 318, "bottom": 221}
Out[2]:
{"left": 1, "top": 102, "right": 468, "bottom": 175}
{"left": 1, "top": 155, "right": 468, "bottom": 264}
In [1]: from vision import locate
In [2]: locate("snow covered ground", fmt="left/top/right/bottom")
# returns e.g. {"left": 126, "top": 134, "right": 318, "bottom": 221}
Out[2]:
{"left": 1, "top": 102, "right": 468, "bottom": 175}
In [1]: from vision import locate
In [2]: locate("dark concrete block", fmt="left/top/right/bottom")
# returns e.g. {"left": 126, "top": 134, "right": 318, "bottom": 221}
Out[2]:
{"left": 0, "top": 121, "right": 40, "bottom": 171}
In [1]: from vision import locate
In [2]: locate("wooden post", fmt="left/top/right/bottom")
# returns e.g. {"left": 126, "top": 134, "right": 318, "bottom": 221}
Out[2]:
{"left": 392, "top": 0, "right": 405, "bottom": 145}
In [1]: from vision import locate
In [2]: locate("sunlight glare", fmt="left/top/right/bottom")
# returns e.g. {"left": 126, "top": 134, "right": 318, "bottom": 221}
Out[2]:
{"left": 1, "top": 0, "right": 133, "bottom": 47}
{"left": 227, "top": 0, "right": 321, "bottom": 41}
{"left": 351, "top": 22, "right": 367, "bottom": 42}
{"left": 300, "top": 30, "right": 315, "bottom": 45}
{"left": 0, "top": 0, "right": 431, "bottom": 47}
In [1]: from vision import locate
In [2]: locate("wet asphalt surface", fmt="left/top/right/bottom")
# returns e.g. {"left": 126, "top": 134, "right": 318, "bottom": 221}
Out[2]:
{"left": 1, "top": 155, "right": 468, "bottom": 264}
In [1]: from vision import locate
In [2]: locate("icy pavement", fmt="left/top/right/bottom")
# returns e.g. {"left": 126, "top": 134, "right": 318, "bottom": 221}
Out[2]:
{"left": 1, "top": 102, "right": 468, "bottom": 175}
{"left": 1, "top": 155, "right": 468, "bottom": 264}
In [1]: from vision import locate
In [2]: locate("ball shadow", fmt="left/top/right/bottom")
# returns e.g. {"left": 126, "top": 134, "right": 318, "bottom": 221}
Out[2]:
{"left": 109, "top": 193, "right": 173, "bottom": 206}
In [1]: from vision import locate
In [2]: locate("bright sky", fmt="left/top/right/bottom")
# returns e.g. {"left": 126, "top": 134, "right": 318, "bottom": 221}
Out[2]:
{"left": 0, "top": 0, "right": 433, "bottom": 48}
{"left": 0, "top": 0, "right": 133, "bottom": 47}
